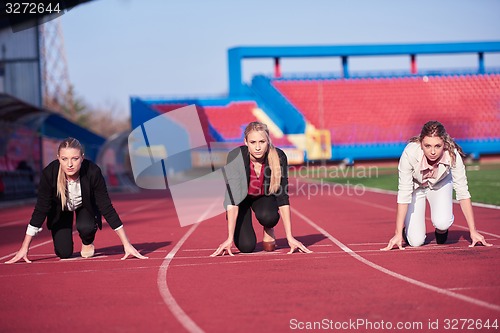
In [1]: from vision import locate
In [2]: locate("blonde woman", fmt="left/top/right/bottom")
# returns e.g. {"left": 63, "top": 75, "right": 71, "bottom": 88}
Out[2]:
{"left": 6, "top": 137, "right": 147, "bottom": 263}
{"left": 382, "top": 121, "right": 492, "bottom": 250}
{"left": 211, "top": 122, "right": 312, "bottom": 256}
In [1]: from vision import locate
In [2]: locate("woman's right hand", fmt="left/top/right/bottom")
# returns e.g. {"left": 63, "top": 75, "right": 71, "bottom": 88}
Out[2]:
{"left": 5, "top": 247, "right": 31, "bottom": 264}
{"left": 380, "top": 233, "right": 405, "bottom": 251}
{"left": 210, "top": 238, "right": 235, "bottom": 257}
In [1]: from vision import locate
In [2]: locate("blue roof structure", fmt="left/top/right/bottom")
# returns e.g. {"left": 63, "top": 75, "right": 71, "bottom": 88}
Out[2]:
{"left": 228, "top": 41, "right": 500, "bottom": 95}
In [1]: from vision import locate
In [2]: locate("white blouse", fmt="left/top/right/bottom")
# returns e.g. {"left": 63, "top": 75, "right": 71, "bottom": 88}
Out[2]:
{"left": 66, "top": 177, "right": 83, "bottom": 211}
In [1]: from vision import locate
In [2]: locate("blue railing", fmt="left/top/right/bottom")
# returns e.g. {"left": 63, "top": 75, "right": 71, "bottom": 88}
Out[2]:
{"left": 250, "top": 75, "right": 305, "bottom": 134}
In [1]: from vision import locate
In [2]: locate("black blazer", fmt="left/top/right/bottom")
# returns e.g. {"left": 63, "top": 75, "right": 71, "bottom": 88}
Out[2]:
{"left": 223, "top": 145, "right": 289, "bottom": 208}
{"left": 29, "top": 159, "right": 122, "bottom": 230}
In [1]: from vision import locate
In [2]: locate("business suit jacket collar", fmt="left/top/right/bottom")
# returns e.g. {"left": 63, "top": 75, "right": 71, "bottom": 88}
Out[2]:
{"left": 239, "top": 145, "right": 270, "bottom": 184}
{"left": 78, "top": 160, "right": 92, "bottom": 213}
{"left": 411, "top": 145, "right": 451, "bottom": 186}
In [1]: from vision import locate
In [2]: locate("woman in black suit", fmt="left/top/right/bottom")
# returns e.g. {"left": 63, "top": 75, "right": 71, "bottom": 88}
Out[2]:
{"left": 211, "top": 122, "right": 312, "bottom": 256}
{"left": 6, "top": 137, "right": 147, "bottom": 263}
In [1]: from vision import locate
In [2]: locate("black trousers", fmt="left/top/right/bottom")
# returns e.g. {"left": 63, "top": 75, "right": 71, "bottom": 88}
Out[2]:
{"left": 233, "top": 195, "right": 280, "bottom": 253}
{"left": 51, "top": 207, "right": 97, "bottom": 259}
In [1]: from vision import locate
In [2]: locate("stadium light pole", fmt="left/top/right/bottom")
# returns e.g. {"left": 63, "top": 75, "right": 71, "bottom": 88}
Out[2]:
{"left": 274, "top": 57, "right": 281, "bottom": 78}
{"left": 318, "top": 81, "right": 327, "bottom": 167}
{"left": 410, "top": 54, "right": 417, "bottom": 74}
{"left": 478, "top": 52, "right": 485, "bottom": 74}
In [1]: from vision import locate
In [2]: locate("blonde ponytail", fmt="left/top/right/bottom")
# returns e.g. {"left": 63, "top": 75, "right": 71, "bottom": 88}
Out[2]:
{"left": 267, "top": 144, "right": 281, "bottom": 194}
{"left": 57, "top": 164, "right": 67, "bottom": 210}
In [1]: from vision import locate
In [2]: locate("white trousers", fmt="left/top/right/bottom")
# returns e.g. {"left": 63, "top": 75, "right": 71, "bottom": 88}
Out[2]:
{"left": 404, "top": 178, "right": 454, "bottom": 247}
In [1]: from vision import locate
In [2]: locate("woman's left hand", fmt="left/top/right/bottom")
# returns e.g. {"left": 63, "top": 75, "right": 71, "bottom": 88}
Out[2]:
{"left": 121, "top": 243, "right": 149, "bottom": 260}
{"left": 287, "top": 237, "right": 312, "bottom": 254}
{"left": 469, "top": 230, "right": 493, "bottom": 248}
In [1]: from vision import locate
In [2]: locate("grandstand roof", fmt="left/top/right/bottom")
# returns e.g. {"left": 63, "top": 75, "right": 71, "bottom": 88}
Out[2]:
{"left": 229, "top": 42, "right": 500, "bottom": 58}
{"left": 228, "top": 41, "right": 500, "bottom": 95}
{"left": 0, "top": 0, "right": 95, "bottom": 30}
{"left": 0, "top": 93, "right": 40, "bottom": 121}
{"left": 0, "top": 93, "right": 104, "bottom": 147}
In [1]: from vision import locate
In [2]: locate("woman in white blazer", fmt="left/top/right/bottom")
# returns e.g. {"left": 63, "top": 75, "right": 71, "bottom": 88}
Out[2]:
{"left": 382, "top": 121, "right": 492, "bottom": 250}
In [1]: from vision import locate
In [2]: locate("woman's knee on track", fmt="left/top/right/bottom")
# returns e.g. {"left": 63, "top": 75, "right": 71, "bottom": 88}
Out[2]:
{"left": 254, "top": 210, "right": 279, "bottom": 228}
{"left": 432, "top": 216, "right": 454, "bottom": 232}
{"left": 76, "top": 222, "right": 97, "bottom": 240}
{"left": 55, "top": 246, "right": 73, "bottom": 259}
{"left": 235, "top": 240, "right": 256, "bottom": 253}
{"left": 406, "top": 233, "right": 426, "bottom": 247}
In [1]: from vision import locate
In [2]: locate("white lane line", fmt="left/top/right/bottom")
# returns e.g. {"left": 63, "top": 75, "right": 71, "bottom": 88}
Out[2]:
{"left": 157, "top": 223, "right": 204, "bottom": 333}
{"left": 0, "top": 265, "right": 155, "bottom": 278}
{"left": 340, "top": 196, "right": 500, "bottom": 240}
{"left": 452, "top": 224, "right": 500, "bottom": 238}
{"left": 59, "top": 255, "right": 109, "bottom": 261}
{"left": 344, "top": 197, "right": 396, "bottom": 212}
{"left": 180, "top": 244, "right": 335, "bottom": 252}
{"left": 333, "top": 183, "right": 500, "bottom": 210}
{"left": 292, "top": 207, "right": 500, "bottom": 312}
{"left": 348, "top": 242, "right": 398, "bottom": 246}
{"left": 448, "top": 286, "right": 500, "bottom": 291}
{"left": 469, "top": 202, "right": 500, "bottom": 210}
{"left": 0, "top": 238, "right": 55, "bottom": 262}
{"left": 170, "top": 245, "right": 500, "bottom": 261}
{"left": 156, "top": 198, "right": 220, "bottom": 333}
{"left": 0, "top": 219, "right": 27, "bottom": 228}
{"left": 119, "top": 198, "right": 165, "bottom": 217}
{"left": 12, "top": 242, "right": 498, "bottom": 265}
{"left": 348, "top": 238, "right": 498, "bottom": 246}
{"left": 171, "top": 256, "right": 331, "bottom": 268}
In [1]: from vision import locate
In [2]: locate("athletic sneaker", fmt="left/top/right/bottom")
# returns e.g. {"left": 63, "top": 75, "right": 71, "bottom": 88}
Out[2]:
{"left": 434, "top": 229, "right": 448, "bottom": 244}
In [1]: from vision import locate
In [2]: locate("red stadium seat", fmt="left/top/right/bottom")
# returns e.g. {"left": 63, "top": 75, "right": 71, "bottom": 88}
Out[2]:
{"left": 153, "top": 102, "right": 293, "bottom": 147}
{"left": 273, "top": 74, "right": 500, "bottom": 144}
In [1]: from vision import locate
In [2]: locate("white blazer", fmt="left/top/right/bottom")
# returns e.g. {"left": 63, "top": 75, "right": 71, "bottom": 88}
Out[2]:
{"left": 397, "top": 142, "right": 471, "bottom": 204}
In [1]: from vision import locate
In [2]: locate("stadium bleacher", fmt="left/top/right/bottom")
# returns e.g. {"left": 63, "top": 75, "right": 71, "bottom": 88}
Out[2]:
{"left": 273, "top": 74, "right": 500, "bottom": 144}
{"left": 152, "top": 101, "right": 294, "bottom": 147}
{"left": 131, "top": 42, "right": 500, "bottom": 163}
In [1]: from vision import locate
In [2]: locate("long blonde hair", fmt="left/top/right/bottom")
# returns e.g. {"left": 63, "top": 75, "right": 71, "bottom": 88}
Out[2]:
{"left": 57, "top": 137, "right": 84, "bottom": 210}
{"left": 244, "top": 122, "right": 281, "bottom": 194}
{"left": 409, "top": 120, "right": 465, "bottom": 166}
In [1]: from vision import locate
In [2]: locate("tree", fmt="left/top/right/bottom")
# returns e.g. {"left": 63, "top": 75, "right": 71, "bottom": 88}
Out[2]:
{"left": 46, "top": 86, "right": 130, "bottom": 138}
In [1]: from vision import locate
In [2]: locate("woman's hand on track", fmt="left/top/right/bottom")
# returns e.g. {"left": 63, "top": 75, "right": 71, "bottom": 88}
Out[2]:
{"left": 121, "top": 243, "right": 149, "bottom": 260}
{"left": 287, "top": 237, "right": 313, "bottom": 254}
{"left": 380, "top": 234, "right": 405, "bottom": 251}
{"left": 210, "top": 238, "right": 234, "bottom": 257}
{"left": 5, "top": 248, "right": 31, "bottom": 264}
{"left": 469, "top": 230, "right": 493, "bottom": 248}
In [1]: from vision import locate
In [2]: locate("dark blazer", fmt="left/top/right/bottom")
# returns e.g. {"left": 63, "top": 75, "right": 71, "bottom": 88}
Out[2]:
{"left": 223, "top": 145, "right": 289, "bottom": 208}
{"left": 29, "top": 159, "right": 122, "bottom": 230}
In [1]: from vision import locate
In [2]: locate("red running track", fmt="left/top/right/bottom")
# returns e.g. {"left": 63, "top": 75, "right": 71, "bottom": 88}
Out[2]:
{"left": 0, "top": 181, "right": 499, "bottom": 333}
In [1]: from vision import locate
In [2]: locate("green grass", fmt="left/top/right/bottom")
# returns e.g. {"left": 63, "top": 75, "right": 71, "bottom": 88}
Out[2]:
{"left": 464, "top": 165, "right": 500, "bottom": 206}
{"left": 293, "top": 163, "right": 500, "bottom": 206}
